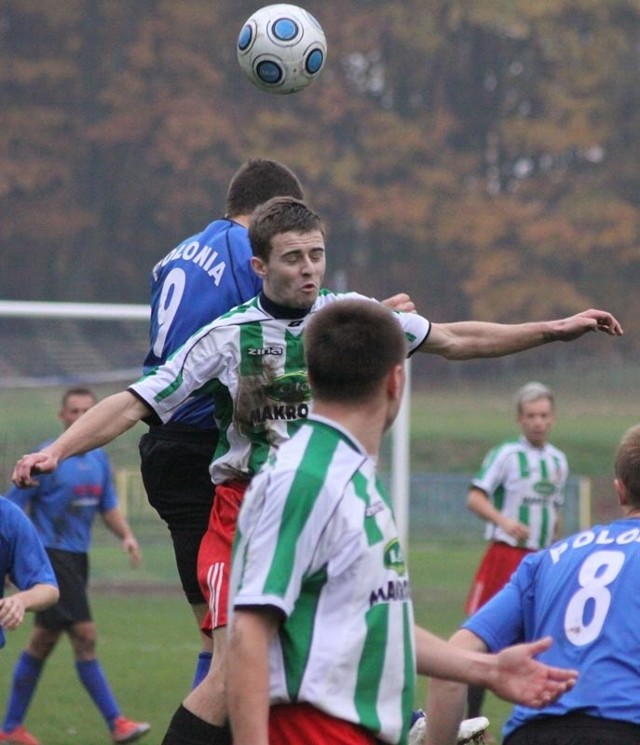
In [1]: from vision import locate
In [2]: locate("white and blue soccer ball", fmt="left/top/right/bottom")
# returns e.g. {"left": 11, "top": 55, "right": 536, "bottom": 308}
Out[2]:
{"left": 237, "top": 4, "right": 327, "bottom": 95}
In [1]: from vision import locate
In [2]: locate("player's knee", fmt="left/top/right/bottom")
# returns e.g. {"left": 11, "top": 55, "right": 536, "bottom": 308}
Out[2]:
{"left": 27, "top": 628, "right": 59, "bottom": 660}
{"left": 68, "top": 622, "right": 97, "bottom": 659}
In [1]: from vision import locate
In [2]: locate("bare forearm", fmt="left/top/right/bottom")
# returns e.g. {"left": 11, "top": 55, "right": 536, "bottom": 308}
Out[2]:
{"left": 467, "top": 489, "right": 504, "bottom": 527}
{"left": 424, "top": 320, "right": 552, "bottom": 360}
{"left": 415, "top": 626, "right": 497, "bottom": 684}
{"left": 424, "top": 678, "right": 467, "bottom": 745}
{"left": 415, "top": 627, "right": 577, "bottom": 708}
{"left": 102, "top": 507, "right": 135, "bottom": 541}
{"left": 13, "top": 392, "right": 150, "bottom": 487}
{"left": 423, "top": 309, "right": 622, "bottom": 361}
{"left": 227, "top": 610, "right": 277, "bottom": 745}
{"left": 102, "top": 508, "right": 142, "bottom": 566}
{"left": 0, "top": 583, "right": 59, "bottom": 631}
{"left": 17, "top": 584, "right": 59, "bottom": 613}
{"left": 47, "top": 392, "right": 148, "bottom": 459}
{"left": 423, "top": 629, "right": 485, "bottom": 745}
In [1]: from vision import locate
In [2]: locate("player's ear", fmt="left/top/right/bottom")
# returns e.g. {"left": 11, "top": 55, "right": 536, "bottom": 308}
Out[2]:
{"left": 387, "top": 364, "right": 405, "bottom": 403}
{"left": 614, "top": 477, "right": 628, "bottom": 506}
{"left": 251, "top": 255, "right": 267, "bottom": 278}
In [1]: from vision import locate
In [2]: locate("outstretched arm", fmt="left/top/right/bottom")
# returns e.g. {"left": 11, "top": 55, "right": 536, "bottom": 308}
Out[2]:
{"left": 420, "top": 309, "right": 622, "bottom": 360}
{"left": 415, "top": 625, "right": 576, "bottom": 739}
{"left": 12, "top": 391, "right": 150, "bottom": 487}
{"left": 382, "top": 293, "right": 416, "bottom": 313}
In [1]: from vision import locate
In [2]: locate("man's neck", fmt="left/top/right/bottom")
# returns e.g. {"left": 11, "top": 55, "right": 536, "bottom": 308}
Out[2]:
{"left": 227, "top": 213, "right": 250, "bottom": 228}
{"left": 259, "top": 292, "right": 311, "bottom": 320}
{"left": 312, "top": 401, "right": 386, "bottom": 458}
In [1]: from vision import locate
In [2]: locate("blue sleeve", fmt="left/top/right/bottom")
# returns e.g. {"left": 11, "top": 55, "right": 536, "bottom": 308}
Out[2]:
{"left": 96, "top": 450, "right": 119, "bottom": 513}
{"left": 1, "top": 501, "right": 57, "bottom": 592}
{"left": 4, "top": 483, "right": 37, "bottom": 511}
{"left": 0, "top": 500, "right": 57, "bottom": 649}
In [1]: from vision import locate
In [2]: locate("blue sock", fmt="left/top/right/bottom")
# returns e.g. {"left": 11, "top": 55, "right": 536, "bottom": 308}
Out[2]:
{"left": 3, "top": 651, "right": 44, "bottom": 731}
{"left": 75, "top": 659, "right": 120, "bottom": 730}
{"left": 191, "top": 651, "right": 212, "bottom": 689}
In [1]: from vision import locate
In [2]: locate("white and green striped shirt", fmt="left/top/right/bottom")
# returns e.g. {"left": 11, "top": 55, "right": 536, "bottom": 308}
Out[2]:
{"left": 130, "top": 290, "right": 429, "bottom": 485}
{"left": 230, "top": 415, "right": 416, "bottom": 745}
{"left": 473, "top": 435, "right": 568, "bottom": 549}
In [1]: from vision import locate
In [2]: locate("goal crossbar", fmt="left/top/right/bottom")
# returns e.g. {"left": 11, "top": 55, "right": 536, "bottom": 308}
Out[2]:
{"left": 0, "top": 300, "right": 149, "bottom": 321}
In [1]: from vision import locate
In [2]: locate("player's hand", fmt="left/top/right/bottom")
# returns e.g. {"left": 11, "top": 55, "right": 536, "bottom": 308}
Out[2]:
{"left": 502, "top": 517, "right": 530, "bottom": 542}
{"left": 490, "top": 636, "right": 577, "bottom": 707}
{"left": 552, "top": 309, "right": 623, "bottom": 341}
{"left": 123, "top": 536, "right": 142, "bottom": 568}
{"left": 12, "top": 452, "right": 58, "bottom": 488}
{"left": 382, "top": 293, "right": 416, "bottom": 313}
{"left": 0, "top": 595, "right": 27, "bottom": 631}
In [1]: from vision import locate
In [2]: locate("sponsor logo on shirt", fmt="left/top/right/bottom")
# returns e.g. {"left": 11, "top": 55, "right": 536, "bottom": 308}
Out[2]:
{"left": 368, "top": 539, "right": 412, "bottom": 608}
{"left": 384, "top": 539, "right": 406, "bottom": 575}
{"left": 264, "top": 371, "right": 311, "bottom": 403}
{"left": 533, "top": 481, "right": 556, "bottom": 497}
{"left": 247, "top": 346, "right": 284, "bottom": 357}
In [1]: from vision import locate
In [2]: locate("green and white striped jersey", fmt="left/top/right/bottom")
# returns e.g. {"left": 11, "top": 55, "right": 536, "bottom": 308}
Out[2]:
{"left": 473, "top": 435, "right": 568, "bottom": 549}
{"left": 230, "top": 415, "right": 416, "bottom": 745}
{"left": 130, "top": 290, "right": 429, "bottom": 485}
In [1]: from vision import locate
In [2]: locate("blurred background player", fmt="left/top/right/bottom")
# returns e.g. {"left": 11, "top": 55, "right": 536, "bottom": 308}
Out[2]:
{"left": 0, "top": 497, "right": 59, "bottom": 651}
{"left": 139, "top": 159, "right": 304, "bottom": 688}
{"left": 227, "top": 299, "right": 577, "bottom": 745}
{"left": 425, "top": 422, "right": 640, "bottom": 745}
{"left": 463, "top": 382, "right": 568, "bottom": 737}
{"left": 0, "top": 387, "right": 149, "bottom": 745}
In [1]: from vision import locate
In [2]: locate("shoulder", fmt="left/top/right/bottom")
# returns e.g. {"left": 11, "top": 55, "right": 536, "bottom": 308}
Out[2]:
{"left": 483, "top": 438, "right": 521, "bottom": 462}
{"left": 214, "top": 295, "right": 264, "bottom": 325}
{"left": 546, "top": 442, "right": 568, "bottom": 461}
{"left": 0, "top": 498, "right": 32, "bottom": 537}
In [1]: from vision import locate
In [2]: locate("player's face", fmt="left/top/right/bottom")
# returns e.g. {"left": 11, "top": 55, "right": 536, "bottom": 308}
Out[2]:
{"left": 59, "top": 394, "right": 96, "bottom": 430}
{"left": 253, "top": 230, "right": 326, "bottom": 309}
{"left": 517, "top": 398, "right": 555, "bottom": 448}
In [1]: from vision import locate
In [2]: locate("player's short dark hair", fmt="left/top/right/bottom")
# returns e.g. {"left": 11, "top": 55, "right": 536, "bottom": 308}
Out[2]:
{"left": 249, "top": 197, "right": 325, "bottom": 262}
{"left": 225, "top": 159, "right": 304, "bottom": 217}
{"left": 615, "top": 424, "right": 640, "bottom": 505}
{"left": 304, "top": 300, "right": 407, "bottom": 403}
{"left": 61, "top": 387, "right": 96, "bottom": 407}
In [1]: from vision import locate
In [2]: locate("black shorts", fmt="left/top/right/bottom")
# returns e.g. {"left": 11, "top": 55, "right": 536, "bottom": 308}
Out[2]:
{"left": 35, "top": 549, "right": 90, "bottom": 630}
{"left": 139, "top": 424, "right": 218, "bottom": 605}
{"left": 504, "top": 713, "right": 640, "bottom": 745}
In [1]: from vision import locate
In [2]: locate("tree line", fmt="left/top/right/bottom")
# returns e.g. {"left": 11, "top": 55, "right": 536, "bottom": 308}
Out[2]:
{"left": 2, "top": 0, "right": 638, "bottom": 357}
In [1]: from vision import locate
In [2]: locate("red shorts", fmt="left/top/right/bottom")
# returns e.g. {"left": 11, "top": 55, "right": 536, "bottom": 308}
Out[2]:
{"left": 269, "top": 703, "right": 379, "bottom": 745}
{"left": 465, "top": 542, "right": 534, "bottom": 615}
{"left": 197, "top": 480, "right": 248, "bottom": 633}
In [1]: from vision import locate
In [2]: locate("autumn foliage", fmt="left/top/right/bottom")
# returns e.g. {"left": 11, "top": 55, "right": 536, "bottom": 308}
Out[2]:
{"left": 2, "top": 1, "right": 638, "bottom": 352}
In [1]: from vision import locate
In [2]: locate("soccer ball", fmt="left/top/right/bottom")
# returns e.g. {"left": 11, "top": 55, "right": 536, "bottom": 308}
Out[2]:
{"left": 237, "top": 4, "right": 327, "bottom": 95}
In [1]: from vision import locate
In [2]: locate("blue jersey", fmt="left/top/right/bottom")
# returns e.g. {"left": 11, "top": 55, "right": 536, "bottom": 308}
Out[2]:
{"left": 143, "top": 218, "right": 262, "bottom": 427}
{"left": 5, "top": 441, "right": 118, "bottom": 554}
{"left": 464, "top": 518, "right": 640, "bottom": 736}
{"left": 0, "top": 497, "right": 58, "bottom": 648}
